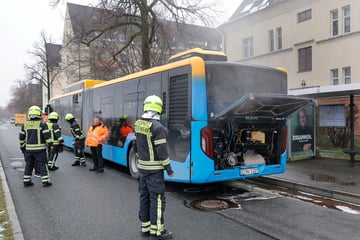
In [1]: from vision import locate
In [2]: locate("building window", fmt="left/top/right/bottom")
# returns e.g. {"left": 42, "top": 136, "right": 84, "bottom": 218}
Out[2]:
{"left": 330, "top": 9, "right": 338, "bottom": 36}
{"left": 268, "top": 30, "right": 274, "bottom": 52}
{"left": 331, "top": 69, "right": 339, "bottom": 85}
{"left": 343, "top": 6, "right": 351, "bottom": 33}
{"left": 297, "top": 9, "right": 312, "bottom": 22}
{"left": 243, "top": 37, "right": 253, "bottom": 58}
{"left": 276, "top": 27, "right": 282, "bottom": 50}
{"left": 343, "top": 67, "right": 351, "bottom": 84}
{"left": 298, "top": 47, "right": 312, "bottom": 72}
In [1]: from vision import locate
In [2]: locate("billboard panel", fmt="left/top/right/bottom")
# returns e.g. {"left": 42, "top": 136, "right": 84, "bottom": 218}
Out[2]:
{"left": 290, "top": 103, "right": 315, "bottom": 158}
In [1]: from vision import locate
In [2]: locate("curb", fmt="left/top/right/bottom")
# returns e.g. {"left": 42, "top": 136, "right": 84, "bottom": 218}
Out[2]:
{"left": 0, "top": 160, "right": 24, "bottom": 240}
{"left": 249, "top": 176, "right": 360, "bottom": 205}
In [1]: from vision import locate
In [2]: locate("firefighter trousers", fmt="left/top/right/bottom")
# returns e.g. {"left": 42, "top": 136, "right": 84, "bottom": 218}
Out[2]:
{"left": 48, "top": 145, "right": 60, "bottom": 168}
{"left": 23, "top": 151, "right": 50, "bottom": 184}
{"left": 139, "top": 170, "right": 166, "bottom": 236}
{"left": 74, "top": 140, "right": 85, "bottom": 163}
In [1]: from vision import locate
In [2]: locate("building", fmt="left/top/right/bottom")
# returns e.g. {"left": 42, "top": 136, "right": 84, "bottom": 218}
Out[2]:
{"left": 45, "top": 43, "right": 64, "bottom": 103}
{"left": 220, "top": 0, "right": 360, "bottom": 157}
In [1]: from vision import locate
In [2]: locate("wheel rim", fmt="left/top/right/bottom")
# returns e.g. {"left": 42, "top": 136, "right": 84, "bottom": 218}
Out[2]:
{"left": 129, "top": 148, "right": 138, "bottom": 177}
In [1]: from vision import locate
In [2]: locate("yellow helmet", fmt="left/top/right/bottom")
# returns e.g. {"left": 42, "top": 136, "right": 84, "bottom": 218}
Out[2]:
{"left": 143, "top": 95, "right": 163, "bottom": 114}
{"left": 28, "top": 105, "right": 41, "bottom": 117}
{"left": 48, "top": 112, "right": 59, "bottom": 120}
{"left": 120, "top": 114, "right": 127, "bottom": 120}
{"left": 65, "top": 113, "right": 75, "bottom": 121}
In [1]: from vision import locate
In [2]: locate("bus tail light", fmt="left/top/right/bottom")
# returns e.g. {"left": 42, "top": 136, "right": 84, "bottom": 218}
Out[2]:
{"left": 281, "top": 126, "right": 288, "bottom": 153}
{"left": 201, "top": 127, "right": 214, "bottom": 158}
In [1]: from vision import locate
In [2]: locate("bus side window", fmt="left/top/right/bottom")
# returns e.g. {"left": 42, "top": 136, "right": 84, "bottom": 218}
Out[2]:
{"left": 73, "top": 94, "right": 79, "bottom": 104}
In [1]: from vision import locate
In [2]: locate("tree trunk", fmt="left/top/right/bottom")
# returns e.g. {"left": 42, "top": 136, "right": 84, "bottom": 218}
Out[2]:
{"left": 140, "top": 1, "right": 151, "bottom": 70}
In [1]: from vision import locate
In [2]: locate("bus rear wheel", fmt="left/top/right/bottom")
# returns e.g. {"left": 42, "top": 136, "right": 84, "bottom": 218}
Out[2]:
{"left": 128, "top": 147, "right": 139, "bottom": 179}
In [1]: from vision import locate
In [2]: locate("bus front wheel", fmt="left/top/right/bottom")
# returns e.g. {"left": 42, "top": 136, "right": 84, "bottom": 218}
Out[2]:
{"left": 128, "top": 147, "right": 139, "bottom": 179}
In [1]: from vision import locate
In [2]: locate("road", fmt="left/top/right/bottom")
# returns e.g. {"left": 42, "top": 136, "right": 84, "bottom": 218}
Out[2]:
{"left": 0, "top": 123, "right": 359, "bottom": 240}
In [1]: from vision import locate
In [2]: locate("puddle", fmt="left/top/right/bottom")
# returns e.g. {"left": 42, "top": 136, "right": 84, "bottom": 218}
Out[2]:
{"left": 10, "top": 161, "right": 24, "bottom": 169}
{"left": 310, "top": 174, "right": 355, "bottom": 186}
{"left": 183, "top": 183, "right": 277, "bottom": 211}
{"left": 278, "top": 190, "right": 360, "bottom": 215}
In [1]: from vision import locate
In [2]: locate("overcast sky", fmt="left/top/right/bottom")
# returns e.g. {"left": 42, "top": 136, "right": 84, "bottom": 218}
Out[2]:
{"left": 0, "top": 0, "right": 241, "bottom": 108}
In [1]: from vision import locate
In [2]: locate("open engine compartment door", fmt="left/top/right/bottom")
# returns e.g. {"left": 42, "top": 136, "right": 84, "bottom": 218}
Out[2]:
{"left": 212, "top": 93, "right": 313, "bottom": 119}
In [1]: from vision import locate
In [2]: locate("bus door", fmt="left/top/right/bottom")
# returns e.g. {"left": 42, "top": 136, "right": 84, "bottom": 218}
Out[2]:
{"left": 164, "top": 67, "right": 192, "bottom": 182}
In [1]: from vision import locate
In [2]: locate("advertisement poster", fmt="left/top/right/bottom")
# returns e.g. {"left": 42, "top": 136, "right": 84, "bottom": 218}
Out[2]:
{"left": 290, "top": 103, "right": 315, "bottom": 158}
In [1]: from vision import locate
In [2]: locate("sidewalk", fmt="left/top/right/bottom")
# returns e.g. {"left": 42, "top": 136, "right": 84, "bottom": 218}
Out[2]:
{"left": 263, "top": 158, "right": 360, "bottom": 204}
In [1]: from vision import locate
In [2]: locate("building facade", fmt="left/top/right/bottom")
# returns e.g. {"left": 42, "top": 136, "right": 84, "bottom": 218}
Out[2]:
{"left": 220, "top": 0, "right": 359, "bottom": 90}
{"left": 220, "top": 0, "right": 360, "bottom": 155}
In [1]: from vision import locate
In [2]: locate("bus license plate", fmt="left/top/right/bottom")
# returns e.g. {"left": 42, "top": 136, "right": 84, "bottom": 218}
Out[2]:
{"left": 241, "top": 168, "right": 259, "bottom": 176}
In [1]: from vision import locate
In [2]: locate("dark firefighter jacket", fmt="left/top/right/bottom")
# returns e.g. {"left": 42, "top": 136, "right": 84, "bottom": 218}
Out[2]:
{"left": 47, "top": 122, "right": 63, "bottom": 145}
{"left": 19, "top": 120, "right": 52, "bottom": 152}
{"left": 70, "top": 120, "right": 85, "bottom": 141}
{"left": 133, "top": 118, "right": 173, "bottom": 175}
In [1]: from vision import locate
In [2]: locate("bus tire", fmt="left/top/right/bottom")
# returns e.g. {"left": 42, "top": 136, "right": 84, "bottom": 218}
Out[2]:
{"left": 128, "top": 146, "right": 139, "bottom": 179}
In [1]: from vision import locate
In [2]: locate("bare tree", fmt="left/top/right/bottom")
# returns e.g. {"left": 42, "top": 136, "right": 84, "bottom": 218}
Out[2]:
{"left": 7, "top": 80, "right": 42, "bottom": 114}
{"left": 25, "top": 31, "right": 61, "bottom": 101}
{"left": 54, "top": 0, "right": 217, "bottom": 72}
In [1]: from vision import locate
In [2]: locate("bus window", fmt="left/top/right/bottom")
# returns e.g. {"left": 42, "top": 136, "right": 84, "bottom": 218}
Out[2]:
{"left": 205, "top": 63, "right": 287, "bottom": 117}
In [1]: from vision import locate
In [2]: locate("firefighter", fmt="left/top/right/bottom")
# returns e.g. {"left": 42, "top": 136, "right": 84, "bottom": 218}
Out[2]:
{"left": 65, "top": 113, "right": 86, "bottom": 167}
{"left": 133, "top": 95, "right": 174, "bottom": 240}
{"left": 86, "top": 116, "right": 109, "bottom": 172}
{"left": 47, "top": 112, "right": 64, "bottom": 171}
{"left": 19, "top": 105, "right": 52, "bottom": 187}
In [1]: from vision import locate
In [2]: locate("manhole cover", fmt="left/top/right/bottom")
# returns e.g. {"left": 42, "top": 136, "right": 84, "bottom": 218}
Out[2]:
{"left": 190, "top": 199, "right": 237, "bottom": 211}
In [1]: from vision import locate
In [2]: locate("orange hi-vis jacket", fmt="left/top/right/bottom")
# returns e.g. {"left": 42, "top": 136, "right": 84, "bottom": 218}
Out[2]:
{"left": 85, "top": 124, "right": 109, "bottom": 147}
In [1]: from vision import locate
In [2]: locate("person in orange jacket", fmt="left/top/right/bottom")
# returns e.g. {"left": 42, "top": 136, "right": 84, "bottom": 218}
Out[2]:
{"left": 85, "top": 116, "right": 109, "bottom": 173}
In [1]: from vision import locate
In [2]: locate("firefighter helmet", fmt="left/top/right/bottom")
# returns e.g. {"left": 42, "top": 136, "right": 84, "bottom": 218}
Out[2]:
{"left": 65, "top": 113, "right": 75, "bottom": 121}
{"left": 28, "top": 106, "right": 41, "bottom": 117}
{"left": 143, "top": 95, "right": 163, "bottom": 114}
{"left": 120, "top": 114, "right": 127, "bottom": 120}
{"left": 48, "top": 112, "right": 60, "bottom": 120}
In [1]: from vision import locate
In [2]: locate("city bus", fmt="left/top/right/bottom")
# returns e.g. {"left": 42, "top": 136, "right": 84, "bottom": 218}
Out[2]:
{"left": 50, "top": 48, "right": 312, "bottom": 183}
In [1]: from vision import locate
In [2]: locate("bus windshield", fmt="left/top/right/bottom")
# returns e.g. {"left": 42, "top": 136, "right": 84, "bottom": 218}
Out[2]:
{"left": 205, "top": 63, "right": 287, "bottom": 117}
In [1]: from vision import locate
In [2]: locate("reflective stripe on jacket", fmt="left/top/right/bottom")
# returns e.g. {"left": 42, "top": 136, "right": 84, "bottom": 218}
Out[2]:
{"left": 133, "top": 119, "right": 170, "bottom": 171}
{"left": 85, "top": 124, "right": 109, "bottom": 147}
{"left": 47, "top": 122, "right": 63, "bottom": 145}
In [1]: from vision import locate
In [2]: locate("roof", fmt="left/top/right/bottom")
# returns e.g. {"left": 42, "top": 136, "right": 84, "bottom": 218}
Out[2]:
{"left": 229, "top": 0, "right": 287, "bottom": 21}
{"left": 66, "top": 2, "right": 112, "bottom": 39}
{"left": 289, "top": 83, "right": 360, "bottom": 98}
{"left": 45, "top": 43, "right": 61, "bottom": 68}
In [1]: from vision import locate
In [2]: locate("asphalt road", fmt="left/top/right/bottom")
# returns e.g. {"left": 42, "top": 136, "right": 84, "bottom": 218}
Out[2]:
{"left": 1, "top": 123, "right": 359, "bottom": 240}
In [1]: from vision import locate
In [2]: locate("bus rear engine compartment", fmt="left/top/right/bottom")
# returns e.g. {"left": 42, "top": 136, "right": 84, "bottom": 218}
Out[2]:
{"left": 202, "top": 118, "right": 285, "bottom": 170}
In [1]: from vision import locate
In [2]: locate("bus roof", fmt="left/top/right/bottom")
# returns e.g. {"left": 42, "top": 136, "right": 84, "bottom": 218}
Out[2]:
{"left": 92, "top": 56, "right": 205, "bottom": 89}
{"left": 62, "top": 79, "right": 105, "bottom": 93}
{"left": 50, "top": 89, "right": 83, "bottom": 101}
{"left": 168, "top": 48, "right": 227, "bottom": 63}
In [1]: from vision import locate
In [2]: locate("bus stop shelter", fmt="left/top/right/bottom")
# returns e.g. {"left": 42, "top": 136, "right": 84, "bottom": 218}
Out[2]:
{"left": 289, "top": 83, "right": 360, "bottom": 162}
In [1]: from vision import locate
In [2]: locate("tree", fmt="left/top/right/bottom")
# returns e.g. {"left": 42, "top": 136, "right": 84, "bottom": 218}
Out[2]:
{"left": 7, "top": 80, "right": 42, "bottom": 114}
{"left": 53, "top": 0, "right": 217, "bottom": 71}
{"left": 25, "top": 31, "right": 61, "bottom": 102}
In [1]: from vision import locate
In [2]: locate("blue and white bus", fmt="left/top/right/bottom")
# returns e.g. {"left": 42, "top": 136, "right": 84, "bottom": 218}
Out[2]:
{"left": 50, "top": 48, "right": 312, "bottom": 183}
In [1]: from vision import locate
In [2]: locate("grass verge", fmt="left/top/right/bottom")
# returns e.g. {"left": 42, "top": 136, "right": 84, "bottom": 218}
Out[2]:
{"left": 0, "top": 178, "right": 13, "bottom": 240}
